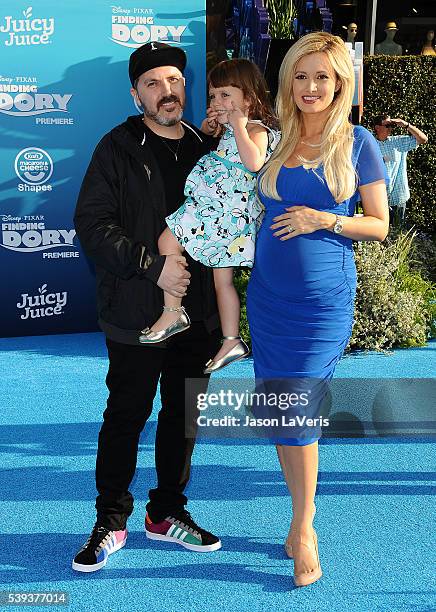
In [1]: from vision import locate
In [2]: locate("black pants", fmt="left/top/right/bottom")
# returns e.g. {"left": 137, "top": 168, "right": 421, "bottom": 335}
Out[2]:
{"left": 95, "top": 322, "right": 220, "bottom": 530}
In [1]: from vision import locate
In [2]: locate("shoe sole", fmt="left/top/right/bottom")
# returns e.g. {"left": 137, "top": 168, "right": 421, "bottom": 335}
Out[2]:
{"left": 72, "top": 538, "right": 127, "bottom": 573}
{"left": 145, "top": 529, "right": 222, "bottom": 552}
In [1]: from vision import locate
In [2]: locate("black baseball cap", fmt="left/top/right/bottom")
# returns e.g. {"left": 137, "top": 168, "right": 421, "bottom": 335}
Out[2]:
{"left": 129, "top": 42, "right": 187, "bottom": 86}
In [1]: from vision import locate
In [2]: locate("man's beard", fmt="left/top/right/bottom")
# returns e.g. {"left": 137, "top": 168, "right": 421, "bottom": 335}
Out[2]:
{"left": 141, "top": 94, "right": 184, "bottom": 127}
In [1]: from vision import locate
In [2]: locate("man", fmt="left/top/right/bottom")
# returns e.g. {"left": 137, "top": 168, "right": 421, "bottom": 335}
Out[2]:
{"left": 373, "top": 115, "right": 428, "bottom": 225}
{"left": 72, "top": 42, "right": 222, "bottom": 572}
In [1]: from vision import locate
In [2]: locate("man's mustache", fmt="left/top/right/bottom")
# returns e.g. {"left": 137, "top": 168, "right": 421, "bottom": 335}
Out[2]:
{"left": 158, "top": 95, "right": 181, "bottom": 109}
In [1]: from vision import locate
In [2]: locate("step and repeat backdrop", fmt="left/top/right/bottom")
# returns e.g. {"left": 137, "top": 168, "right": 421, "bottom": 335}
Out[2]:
{"left": 0, "top": 0, "right": 206, "bottom": 337}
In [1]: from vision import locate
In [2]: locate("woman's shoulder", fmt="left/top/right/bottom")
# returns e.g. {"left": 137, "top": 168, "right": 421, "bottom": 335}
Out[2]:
{"left": 352, "top": 124, "right": 375, "bottom": 143}
{"left": 352, "top": 124, "right": 380, "bottom": 158}
{"left": 350, "top": 124, "right": 387, "bottom": 183}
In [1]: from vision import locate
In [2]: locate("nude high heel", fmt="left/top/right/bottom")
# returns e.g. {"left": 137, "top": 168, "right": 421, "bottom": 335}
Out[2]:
{"left": 285, "top": 504, "right": 316, "bottom": 558}
{"left": 292, "top": 530, "right": 322, "bottom": 588}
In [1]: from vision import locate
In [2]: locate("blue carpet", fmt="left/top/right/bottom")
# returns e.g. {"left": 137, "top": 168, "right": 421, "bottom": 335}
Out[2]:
{"left": 0, "top": 333, "right": 435, "bottom": 612}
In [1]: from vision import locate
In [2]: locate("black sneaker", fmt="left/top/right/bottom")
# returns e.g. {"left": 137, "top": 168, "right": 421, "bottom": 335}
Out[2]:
{"left": 145, "top": 509, "right": 221, "bottom": 552}
{"left": 72, "top": 524, "right": 128, "bottom": 572}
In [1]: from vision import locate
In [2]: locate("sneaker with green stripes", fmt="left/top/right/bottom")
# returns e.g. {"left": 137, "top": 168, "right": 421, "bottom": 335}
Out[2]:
{"left": 145, "top": 510, "right": 221, "bottom": 552}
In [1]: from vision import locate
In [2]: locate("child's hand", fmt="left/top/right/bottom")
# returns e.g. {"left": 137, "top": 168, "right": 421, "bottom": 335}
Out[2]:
{"left": 201, "top": 107, "right": 221, "bottom": 137}
{"left": 227, "top": 101, "right": 248, "bottom": 131}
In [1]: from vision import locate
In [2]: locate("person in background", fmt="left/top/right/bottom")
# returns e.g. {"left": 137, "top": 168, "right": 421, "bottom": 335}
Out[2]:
{"left": 373, "top": 115, "right": 428, "bottom": 225}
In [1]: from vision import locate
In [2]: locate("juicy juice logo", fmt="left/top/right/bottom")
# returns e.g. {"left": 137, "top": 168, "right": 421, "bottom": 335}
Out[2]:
{"left": 16, "top": 284, "right": 67, "bottom": 320}
{"left": 0, "top": 7, "right": 55, "bottom": 46}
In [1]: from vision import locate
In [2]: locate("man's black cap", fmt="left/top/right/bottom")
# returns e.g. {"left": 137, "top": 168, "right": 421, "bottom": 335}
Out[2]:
{"left": 129, "top": 42, "right": 187, "bottom": 86}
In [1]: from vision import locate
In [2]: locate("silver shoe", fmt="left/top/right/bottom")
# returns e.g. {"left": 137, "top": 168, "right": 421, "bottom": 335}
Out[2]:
{"left": 139, "top": 306, "right": 190, "bottom": 344}
{"left": 204, "top": 336, "right": 250, "bottom": 374}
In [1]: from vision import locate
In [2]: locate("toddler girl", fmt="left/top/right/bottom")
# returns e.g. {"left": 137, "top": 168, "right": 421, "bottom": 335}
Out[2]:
{"left": 140, "top": 59, "right": 279, "bottom": 373}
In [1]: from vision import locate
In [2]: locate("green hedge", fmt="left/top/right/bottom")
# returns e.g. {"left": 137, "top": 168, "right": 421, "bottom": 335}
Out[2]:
{"left": 349, "top": 230, "right": 435, "bottom": 350}
{"left": 362, "top": 55, "right": 436, "bottom": 232}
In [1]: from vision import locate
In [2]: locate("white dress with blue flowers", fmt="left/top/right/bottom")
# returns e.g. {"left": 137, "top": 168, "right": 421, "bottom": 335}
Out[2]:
{"left": 165, "top": 122, "right": 279, "bottom": 268}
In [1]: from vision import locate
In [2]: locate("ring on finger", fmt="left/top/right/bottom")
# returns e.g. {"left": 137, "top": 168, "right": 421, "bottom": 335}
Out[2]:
{"left": 287, "top": 224, "right": 295, "bottom": 233}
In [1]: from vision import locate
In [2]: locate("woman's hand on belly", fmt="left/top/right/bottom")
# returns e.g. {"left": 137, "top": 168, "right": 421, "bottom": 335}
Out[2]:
{"left": 270, "top": 205, "right": 335, "bottom": 240}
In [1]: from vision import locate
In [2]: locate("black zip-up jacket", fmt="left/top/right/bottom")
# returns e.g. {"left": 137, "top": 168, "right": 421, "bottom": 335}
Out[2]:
{"left": 74, "top": 115, "right": 219, "bottom": 345}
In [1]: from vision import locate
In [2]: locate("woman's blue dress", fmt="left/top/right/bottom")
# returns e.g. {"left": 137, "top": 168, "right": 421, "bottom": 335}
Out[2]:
{"left": 246, "top": 126, "right": 387, "bottom": 445}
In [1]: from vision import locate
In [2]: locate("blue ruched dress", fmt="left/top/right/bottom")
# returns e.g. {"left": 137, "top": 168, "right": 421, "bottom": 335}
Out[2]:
{"left": 246, "top": 126, "right": 387, "bottom": 445}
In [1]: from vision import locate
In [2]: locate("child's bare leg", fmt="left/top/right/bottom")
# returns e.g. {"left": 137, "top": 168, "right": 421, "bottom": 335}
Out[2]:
{"left": 150, "top": 227, "right": 186, "bottom": 332}
{"left": 212, "top": 267, "right": 242, "bottom": 361}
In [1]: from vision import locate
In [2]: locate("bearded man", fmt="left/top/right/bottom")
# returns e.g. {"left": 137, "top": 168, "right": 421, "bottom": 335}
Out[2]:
{"left": 72, "top": 42, "right": 221, "bottom": 572}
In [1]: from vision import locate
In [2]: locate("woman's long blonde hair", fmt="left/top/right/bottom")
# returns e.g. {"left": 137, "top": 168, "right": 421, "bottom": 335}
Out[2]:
{"left": 259, "top": 32, "right": 356, "bottom": 203}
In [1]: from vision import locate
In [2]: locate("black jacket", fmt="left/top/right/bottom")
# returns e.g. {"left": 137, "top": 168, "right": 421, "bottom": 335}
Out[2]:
{"left": 74, "top": 115, "right": 219, "bottom": 345}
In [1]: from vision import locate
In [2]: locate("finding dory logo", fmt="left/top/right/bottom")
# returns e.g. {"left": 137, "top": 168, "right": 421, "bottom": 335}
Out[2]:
{"left": 110, "top": 6, "right": 186, "bottom": 48}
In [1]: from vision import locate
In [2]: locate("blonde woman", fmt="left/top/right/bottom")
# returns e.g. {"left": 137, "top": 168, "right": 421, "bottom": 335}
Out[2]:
{"left": 247, "top": 32, "right": 388, "bottom": 587}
